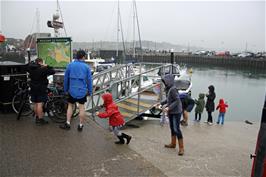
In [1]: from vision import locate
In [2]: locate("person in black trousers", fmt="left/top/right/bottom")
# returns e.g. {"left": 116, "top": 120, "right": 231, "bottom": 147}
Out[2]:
{"left": 205, "top": 85, "right": 216, "bottom": 125}
{"left": 27, "top": 58, "right": 55, "bottom": 125}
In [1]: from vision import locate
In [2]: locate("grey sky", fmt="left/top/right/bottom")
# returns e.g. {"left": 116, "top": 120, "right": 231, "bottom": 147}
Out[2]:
{"left": 1, "top": 0, "right": 265, "bottom": 52}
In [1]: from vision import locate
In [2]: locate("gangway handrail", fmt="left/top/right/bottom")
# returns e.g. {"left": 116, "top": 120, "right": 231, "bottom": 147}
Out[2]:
{"left": 87, "top": 63, "right": 182, "bottom": 124}
{"left": 92, "top": 63, "right": 129, "bottom": 78}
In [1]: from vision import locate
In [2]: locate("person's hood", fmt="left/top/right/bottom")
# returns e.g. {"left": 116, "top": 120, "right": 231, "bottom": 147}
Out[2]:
{"left": 102, "top": 93, "right": 113, "bottom": 106}
{"left": 219, "top": 99, "right": 224, "bottom": 104}
{"left": 162, "top": 74, "right": 175, "bottom": 89}
{"left": 208, "top": 85, "right": 215, "bottom": 93}
{"left": 199, "top": 93, "right": 205, "bottom": 99}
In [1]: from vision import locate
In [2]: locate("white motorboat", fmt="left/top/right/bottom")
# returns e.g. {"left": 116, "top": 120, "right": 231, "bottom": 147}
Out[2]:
{"left": 84, "top": 58, "right": 115, "bottom": 75}
{"left": 153, "top": 65, "right": 192, "bottom": 95}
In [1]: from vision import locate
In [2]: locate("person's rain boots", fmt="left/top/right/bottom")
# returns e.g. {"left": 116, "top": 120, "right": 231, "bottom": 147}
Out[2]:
{"left": 164, "top": 136, "right": 176, "bottom": 148}
{"left": 178, "top": 138, "right": 184, "bottom": 156}
{"left": 122, "top": 133, "right": 132, "bottom": 144}
{"left": 115, "top": 135, "right": 125, "bottom": 144}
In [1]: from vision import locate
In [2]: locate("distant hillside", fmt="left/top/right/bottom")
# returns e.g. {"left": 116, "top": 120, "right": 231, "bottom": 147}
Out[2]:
{"left": 1, "top": 37, "right": 204, "bottom": 53}
{"left": 73, "top": 40, "right": 203, "bottom": 52}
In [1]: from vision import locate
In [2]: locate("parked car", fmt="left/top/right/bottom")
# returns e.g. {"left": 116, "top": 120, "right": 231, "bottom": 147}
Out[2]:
{"left": 207, "top": 51, "right": 216, "bottom": 56}
{"left": 251, "top": 93, "right": 266, "bottom": 177}
{"left": 215, "top": 51, "right": 230, "bottom": 57}
{"left": 238, "top": 52, "right": 255, "bottom": 58}
{"left": 231, "top": 52, "right": 241, "bottom": 57}
{"left": 193, "top": 50, "right": 209, "bottom": 56}
{"left": 255, "top": 52, "right": 266, "bottom": 59}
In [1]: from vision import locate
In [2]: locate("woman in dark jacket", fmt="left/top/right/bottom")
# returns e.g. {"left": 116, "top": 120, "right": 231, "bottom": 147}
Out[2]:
{"left": 160, "top": 74, "right": 184, "bottom": 155}
{"left": 205, "top": 85, "right": 216, "bottom": 125}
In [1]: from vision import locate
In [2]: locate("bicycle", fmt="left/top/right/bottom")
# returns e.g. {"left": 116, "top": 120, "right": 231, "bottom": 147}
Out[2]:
{"left": 44, "top": 83, "right": 79, "bottom": 123}
{"left": 12, "top": 79, "right": 33, "bottom": 117}
{"left": 12, "top": 79, "right": 78, "bottom": 122}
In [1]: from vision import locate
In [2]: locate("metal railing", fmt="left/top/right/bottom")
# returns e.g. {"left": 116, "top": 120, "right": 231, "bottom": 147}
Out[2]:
{"left": 85, "top": 63, "right": 181, "bottom": 120}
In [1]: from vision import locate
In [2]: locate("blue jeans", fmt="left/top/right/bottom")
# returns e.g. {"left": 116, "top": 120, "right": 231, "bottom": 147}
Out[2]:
{"left": 217, "top": 112, "right": 225, "bottom": 124}
{"left": 169, "top": 113, "right": 183, "bottom": 139}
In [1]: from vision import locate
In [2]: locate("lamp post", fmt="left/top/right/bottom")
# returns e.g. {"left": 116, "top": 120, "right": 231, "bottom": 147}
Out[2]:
{"left": 170, "top": 49, "right": 174, "bottom": 74}
{"left": 27, "top": 48, "right": 31, "bottom": 64}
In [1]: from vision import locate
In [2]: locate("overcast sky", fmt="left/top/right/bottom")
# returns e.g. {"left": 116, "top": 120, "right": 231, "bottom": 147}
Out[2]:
{"left": 1, "top": 0, "right": 265, "bottom": 52}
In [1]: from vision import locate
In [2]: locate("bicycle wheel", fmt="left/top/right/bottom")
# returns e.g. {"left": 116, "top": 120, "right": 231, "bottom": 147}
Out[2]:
{"left": 12, "top": 92, "right": 33, "bottom": 116}
{"left": 47, "top": 98, "right": 79, "bottom": 123}
{"left": 47, "top": 98, "right": 67, "bottom": 123}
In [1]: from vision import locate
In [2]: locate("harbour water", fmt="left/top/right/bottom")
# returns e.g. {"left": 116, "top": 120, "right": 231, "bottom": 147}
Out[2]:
{"left": 145, "top": 63, "right": 266, "bottom": 122}
{"left": 189, "top": 65, "right": 266, "bottom": 122}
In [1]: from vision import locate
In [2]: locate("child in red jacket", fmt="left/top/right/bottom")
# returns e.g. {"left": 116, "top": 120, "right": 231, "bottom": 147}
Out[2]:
{"left": 216, "top": 99, "right": 228, "bottom": 125}
{"left": 96, "top": 93, "right": 132, "bottom": 144}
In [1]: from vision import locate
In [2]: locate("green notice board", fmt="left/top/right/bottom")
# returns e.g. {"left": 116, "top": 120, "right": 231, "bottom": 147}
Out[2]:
{"left": 37, "top": 37, "right": 71, "bottom": 68}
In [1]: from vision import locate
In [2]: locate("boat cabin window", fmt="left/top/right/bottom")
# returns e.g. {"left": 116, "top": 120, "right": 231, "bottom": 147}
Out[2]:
{"left": 158, "top": 67, "right": 178, "bottom": 76}
{"left": 143, "top": 75, "right": 149, "bottom": 81}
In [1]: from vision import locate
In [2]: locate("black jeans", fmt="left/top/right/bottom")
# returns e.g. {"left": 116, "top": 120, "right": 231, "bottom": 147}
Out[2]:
{"left": 195, "top": 112, "right": 201, "bottom": 121}
{"left": 207, "top": 111, "right": 213, "bottom": 123}
{"left": 169, "top": 113, "right": 183, "bottom": 139}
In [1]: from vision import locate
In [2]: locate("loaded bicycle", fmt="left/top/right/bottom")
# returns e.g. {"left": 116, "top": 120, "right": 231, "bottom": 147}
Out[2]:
{"left": 12, "top": 79, "right": 78, "bottom": 122}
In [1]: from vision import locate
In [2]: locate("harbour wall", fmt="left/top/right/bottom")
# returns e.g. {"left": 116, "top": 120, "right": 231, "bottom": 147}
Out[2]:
{"left": 129, "top": 54, "right": 266, "bottom": 70}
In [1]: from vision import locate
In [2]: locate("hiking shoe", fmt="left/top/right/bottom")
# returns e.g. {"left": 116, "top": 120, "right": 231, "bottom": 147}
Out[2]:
{"left": 36, "top": 118, "right": 48, "bottom": 125}
{"left": 77, "top": 124, "right": 84, "bottom": 132}
{"left": 60, "top": 123, "right": 71, "bottom": 130}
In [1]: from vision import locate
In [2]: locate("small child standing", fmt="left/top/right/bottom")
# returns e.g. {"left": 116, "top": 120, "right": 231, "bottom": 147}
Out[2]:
{"left": 216, "top": 99, "right": 228, "bottom": 125}
{"left": 194, "top": 93, "right": 205, "bottom": 122}
{"left": 96, "top": 93, "right": 132, "bottom": 144}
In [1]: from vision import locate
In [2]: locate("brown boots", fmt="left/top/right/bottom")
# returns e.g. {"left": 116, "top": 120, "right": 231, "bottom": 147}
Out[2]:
{"left": 164, "top": 136, "right": 176, "bottom": 148}
{"left": 164, "top": 136, "right": 184, "bottom": 156}
{"left": 178, "top": 138, "right": 184, "bottom": 156}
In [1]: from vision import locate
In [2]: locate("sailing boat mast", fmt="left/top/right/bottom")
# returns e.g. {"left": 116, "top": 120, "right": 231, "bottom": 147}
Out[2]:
{"left": 133, "top": 1, "right": 136, "bottom": 58}
{"left": 116, "top": 0, "right": 120, "bottom": 59}
{"left": 53, "top": 0, "right": 60, "bottom": 37}
{"left": 116, "top": 0, "right": 126, "bottom": 64}
{"left": 133, "top": 0, "right": 143, "bottom": 62}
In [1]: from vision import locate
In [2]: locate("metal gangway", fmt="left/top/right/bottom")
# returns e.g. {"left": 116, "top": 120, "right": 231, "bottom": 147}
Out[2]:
{"left": 85, "top": 63, "right": 182, "bottom": 129}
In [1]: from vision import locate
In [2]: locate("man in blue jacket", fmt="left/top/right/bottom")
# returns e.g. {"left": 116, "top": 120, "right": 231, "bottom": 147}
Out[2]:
{"left": 60, "top": 50, "right": 92, "bottom": 131}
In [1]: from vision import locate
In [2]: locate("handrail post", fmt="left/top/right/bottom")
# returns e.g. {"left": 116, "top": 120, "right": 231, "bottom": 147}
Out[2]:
{"left": 91, "top": 91, "right": 95, "bottom": 121}
{"left": 137, "top": 63, "right": 142, "bottom": 115}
